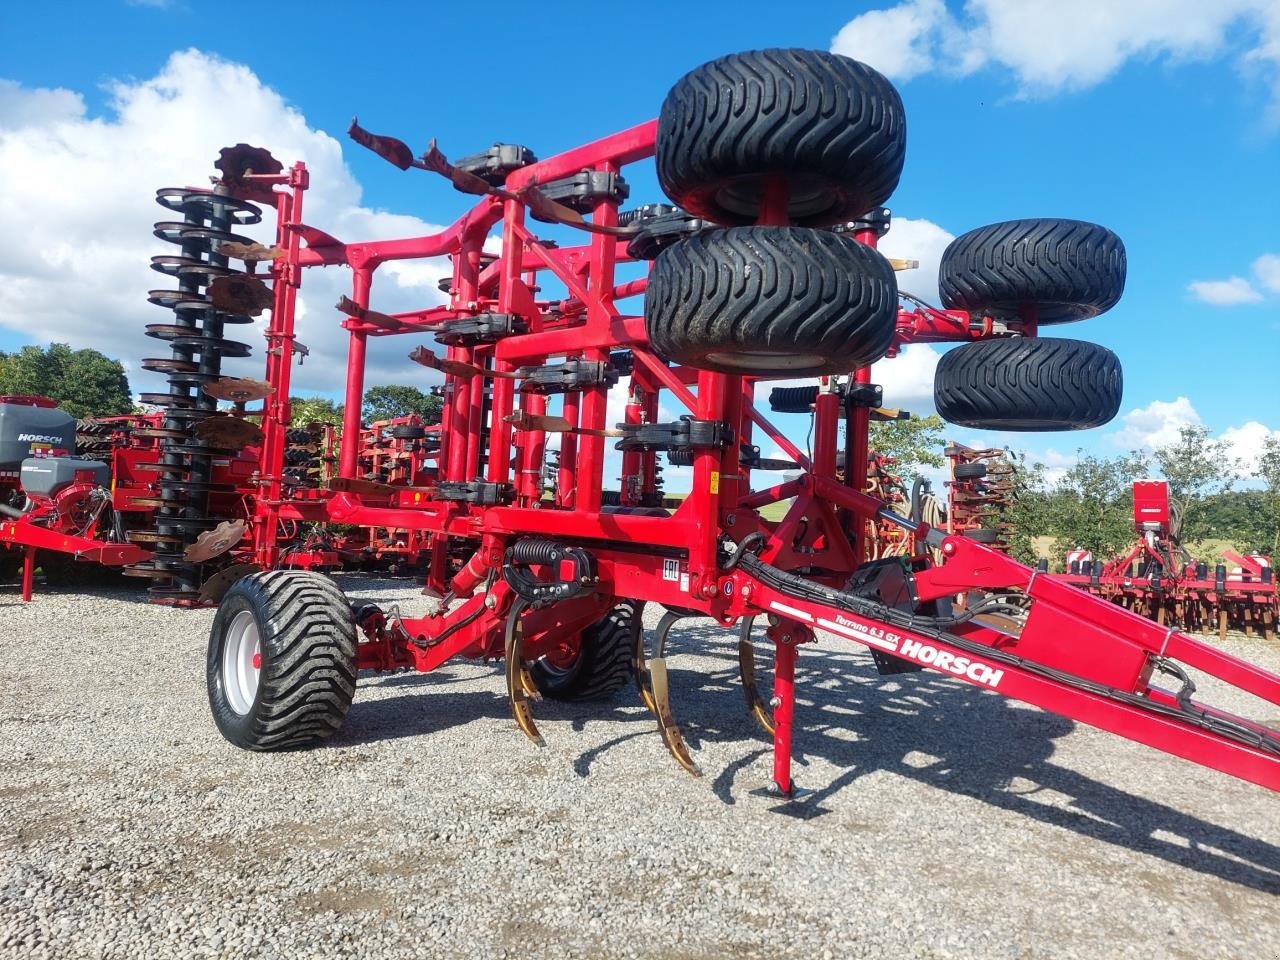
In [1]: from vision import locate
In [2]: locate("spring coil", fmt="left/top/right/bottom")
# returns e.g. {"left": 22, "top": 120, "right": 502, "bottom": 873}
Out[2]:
{"left": 507, "top": 538, "right": 564, "bottom": 566}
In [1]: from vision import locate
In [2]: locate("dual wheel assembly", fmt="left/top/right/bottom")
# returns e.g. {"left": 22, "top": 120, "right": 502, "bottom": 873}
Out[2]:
{"left": 208, "top": 48, "right": 1126, "bottom": 751}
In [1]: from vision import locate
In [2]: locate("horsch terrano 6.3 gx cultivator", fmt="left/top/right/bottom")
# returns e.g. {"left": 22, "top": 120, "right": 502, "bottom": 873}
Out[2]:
{"left": 184, "top": 49, "right": 1280, "bottom": 798}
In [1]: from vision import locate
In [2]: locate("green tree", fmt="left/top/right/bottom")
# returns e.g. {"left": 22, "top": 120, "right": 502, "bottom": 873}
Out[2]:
{"left": 289, "top": 395, "right": 344, "bottom": 431}
{"left": 1040, "top": 451, "right": 1149, "bottom": 563}
{"left": 0, "top": 343, "right": 131, "bottom": 418}
{"left": 1257, "top": 435, "right": 1280, "bottom": 553}
{"left": 868, "top": 413, "right": 945, "bottom": 480}
{"left": 1151, "top": 425, "right": 1238, "bottom": 542}
{"left": 1000, "top": 454, "right": 1051, "bottom": 565}
{"left": 362, "top": 384, "right": 443, "bottom": 425}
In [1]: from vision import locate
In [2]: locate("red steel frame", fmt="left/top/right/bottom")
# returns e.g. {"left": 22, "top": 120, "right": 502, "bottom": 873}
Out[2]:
{"left": 6, "top": 116, "right": 1277, "bottom": 798}
{"left": 212, "top": 118, "right": 1280, "bottom": 796}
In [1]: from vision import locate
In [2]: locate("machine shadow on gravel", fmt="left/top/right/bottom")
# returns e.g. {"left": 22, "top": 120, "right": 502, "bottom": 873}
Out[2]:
{"left": 327, "top": 616, "right": 1280, "bottom": 894}
{"left": 576, "top": 620, "right": 1280, "bottom": 895}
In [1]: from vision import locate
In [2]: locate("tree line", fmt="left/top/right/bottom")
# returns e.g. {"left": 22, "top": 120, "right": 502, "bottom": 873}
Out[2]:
{"left": 1004, "top": 426, "right": 1280, "bottom": 566}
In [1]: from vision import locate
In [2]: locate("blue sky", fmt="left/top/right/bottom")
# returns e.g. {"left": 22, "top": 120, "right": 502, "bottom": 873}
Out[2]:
{"left": 1, "top": 0, "right": 1277, "bottom": 485}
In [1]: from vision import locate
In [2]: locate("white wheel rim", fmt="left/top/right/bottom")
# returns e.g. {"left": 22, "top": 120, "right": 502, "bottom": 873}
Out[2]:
{"left": 223, "top": 610, "right": 262, "bottom": 716}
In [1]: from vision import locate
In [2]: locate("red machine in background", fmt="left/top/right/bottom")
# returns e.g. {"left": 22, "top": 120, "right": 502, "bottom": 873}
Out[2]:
{"left": 1056, "top": 480, "right": 1277, "bottom": 641}
{"left": 0, "top": 395, "right": 152, "bottom": 598}
{"left": 945, "top": 443, "right": 1016, "bottom": 548}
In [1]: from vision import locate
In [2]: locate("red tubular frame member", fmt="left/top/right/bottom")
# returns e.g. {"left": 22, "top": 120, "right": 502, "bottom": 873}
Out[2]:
{"left": 220, "top": 115, "right": 1280, "bottom": 800}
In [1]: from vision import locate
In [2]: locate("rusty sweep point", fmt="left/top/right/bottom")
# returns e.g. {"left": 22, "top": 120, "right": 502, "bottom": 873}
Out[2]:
{"left": 348, "top": 118, "right": 419, "bottom": 171}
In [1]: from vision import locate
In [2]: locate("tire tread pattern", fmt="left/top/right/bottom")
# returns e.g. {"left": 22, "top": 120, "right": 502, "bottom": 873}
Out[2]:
{"left": 938, "top": 219, "right": 1126, "bottom": 324}
{"left": 646, "top": 226, "right": 897, "bottom": 375}
{"left": 933, "top": 337, "right": 1122, "bottom": 431}
{"left": 657, "top": 49, "right": 906, "bottom": 226}
{"left": 208, "top": 570, "right": 356, "bottom": 750}
{"left": 534, "top": 602, "right": 639, "bottom": 703}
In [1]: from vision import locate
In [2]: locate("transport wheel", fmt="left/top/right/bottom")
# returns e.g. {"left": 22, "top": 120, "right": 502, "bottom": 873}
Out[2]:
{"left": 207, "top": 570, "right": 356, "bottom": 749}
{"left": 952, "top": 462, "right": 987, "bottom": 480}
{"left": 645, "top": 226, "right": 897, "bottom": 375}
{"left": 656, "top": 49, "right": 906, "bottom": 226}
{"left": 934, "top": 337, "right": 1122, "bottom": 431}
{"left": 963, "top": 527, "right": 1000, "bottom": 543}
{"left": 531, "top": 601, "right": 639, "bottom": 702}
{"left": 938, "top": 219, "right": 1126, "bottom": 324}
{"left": 387, "top": 425, "right": 425, "bottom": 440}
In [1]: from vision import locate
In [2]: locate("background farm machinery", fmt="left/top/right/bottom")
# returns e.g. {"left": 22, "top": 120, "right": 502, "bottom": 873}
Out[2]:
{"left": 5, "top": 48, "right": 1280, "bottom": 800}
{"left": 1053, "top": 479, "right": 1277, "bottom": 641}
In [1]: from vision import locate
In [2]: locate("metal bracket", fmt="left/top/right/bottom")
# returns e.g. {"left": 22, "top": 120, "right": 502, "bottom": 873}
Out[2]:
{"left": 453, "top": 143, "right": 538, "bottom": 186}
{"left": 517, "top": 359, "right": 619, "bottom": 394}
{"left": 615, "top": 417, "right": 733, "bottom": 453}
{"left": 433, "top": 480, "right": 515, "bottom": 505}
{"left": 433, "top": 312, "right": 527, "bottom": 347}
{"left": 532, "top": 169, "right": 629, "bottom": 217}
{"left": 626, "top": 208, "right": 717, "bottom": 260}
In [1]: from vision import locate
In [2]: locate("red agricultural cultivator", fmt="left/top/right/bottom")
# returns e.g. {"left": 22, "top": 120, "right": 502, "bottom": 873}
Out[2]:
{"left": 7, "top": 48, "right": 1280, "bottom": 799}
{"left": 944, "top": 442, "right": 1016, "bottom": 548}
{"left": 1055, "top": 480, "right": 1277, "bottom": 641}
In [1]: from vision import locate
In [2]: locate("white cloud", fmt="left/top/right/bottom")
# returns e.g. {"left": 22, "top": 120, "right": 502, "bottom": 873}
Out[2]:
{"left": 831, "top": 0, "right": 974, "bottom": 82}
{"left": 0, "top": 50, "right": 453, "bottom": 398}
{"left": 1037, "top": 448, "right": 1079, "bottom": 487}
{"left": 1108, "top": 397, "right": 1279, "bottom": 481}
{"left": 831, "top": 1, "right": 1280, "bottom": 118}
{"left": 1112, "top": 395, "right": 1203, "bottom": 450}
{"left": 1187, "top": 276, "right": 1264, "bottom": 305}
{"left": 1220, "top": 420, "right": 1280, "bottom": 476}
{"left": 880, "top": 215, "right": 954, "bottom": 302}
{"left": 877, "top": 342, "right": 942, "bottom": 414}
{"left": 0, "top": 79, "right": 85, "bottom": 128}
{"left": 1253, "top": 252, "right": 1280, "bottom": 293}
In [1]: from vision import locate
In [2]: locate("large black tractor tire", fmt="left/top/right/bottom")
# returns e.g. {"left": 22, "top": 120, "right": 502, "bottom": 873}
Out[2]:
{"left": 938, "top": 219, "right": 1126, "bottom": 324}
{"left": 934, "top": 337, "right": 1122, "bottom": 431}
{"left": 207, "top": 570, "right": 357, "bottom": 750}
{"left": 645, "top": 226, "right": 897, "bottom": 375}
{"left": 656, "top": 49, "right": 906, "bottom": 226}
{"left": 531, "top": 601, "right": 640, "bottom": 702}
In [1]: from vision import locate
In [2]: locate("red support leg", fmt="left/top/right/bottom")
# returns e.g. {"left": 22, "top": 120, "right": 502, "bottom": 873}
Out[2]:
{"left": 21, "top": 547, "right": 35, "bottom": 603}
{"left": 770, "top": 627, "right": 798, "bottom": 795}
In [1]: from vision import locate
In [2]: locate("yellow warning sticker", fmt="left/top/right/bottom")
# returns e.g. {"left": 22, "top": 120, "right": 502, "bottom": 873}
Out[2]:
{"left": 709, "top": 471, "right": 720, "bottom": 495}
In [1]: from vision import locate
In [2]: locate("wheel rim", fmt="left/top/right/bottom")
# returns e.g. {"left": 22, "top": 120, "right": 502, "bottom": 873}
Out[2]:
{"left": 222, "top": 609, "right": 262, "bottom": 715}
{"left": 704, "top": 351, "right": 827, "bottom": 371}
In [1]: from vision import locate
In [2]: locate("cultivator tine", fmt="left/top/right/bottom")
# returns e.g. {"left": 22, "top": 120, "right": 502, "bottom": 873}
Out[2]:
{"left": 335, "top": 295, "right": 402, "bottom": 331}
{"left": 347, "top": 118, "right": 422, "bottom": 171}
{"left": 504, "top": 411, "right": 623, "bottom": 438}
{"left": 737, "top": 617, "right": 775, "bottom": 737}
{"left": 644, "top": 612, "right": 701, "bottom": 777}
{"left": 632, "top": 614, "right": 657, "bottom": 713}
{"left": 408, "top": 345, "right": 509, "bottom": 380}
{"left": 216, "top": 241, "right": 285, "bottom": 262}
{"left": 503, "top": 600, "right": 544, "bottom": 747}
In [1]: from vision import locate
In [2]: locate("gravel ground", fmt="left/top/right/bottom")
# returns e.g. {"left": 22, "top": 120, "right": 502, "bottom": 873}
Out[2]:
{"left": 1, "top": 574, "right": 1278, "bottom": 960}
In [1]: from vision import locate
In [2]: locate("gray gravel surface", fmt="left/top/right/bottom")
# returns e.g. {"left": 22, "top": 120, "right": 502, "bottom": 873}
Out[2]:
{"left": 2, "top": 575, "right": 1278, "bottom": 960}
